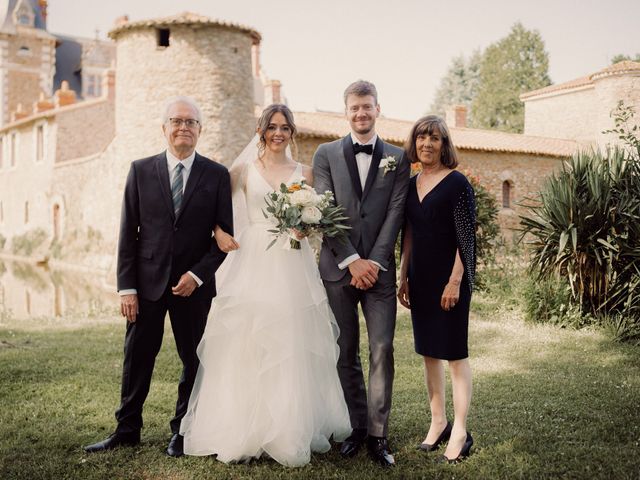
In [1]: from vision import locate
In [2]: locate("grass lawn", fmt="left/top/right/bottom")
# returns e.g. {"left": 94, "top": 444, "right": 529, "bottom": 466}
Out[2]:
{"left": 1, "top": 267, "right": 639, "bottom": 479}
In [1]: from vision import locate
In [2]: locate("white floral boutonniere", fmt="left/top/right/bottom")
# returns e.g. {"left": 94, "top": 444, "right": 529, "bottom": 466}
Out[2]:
{"left": 379, "top": 155, "right": 398, "bottom": 176}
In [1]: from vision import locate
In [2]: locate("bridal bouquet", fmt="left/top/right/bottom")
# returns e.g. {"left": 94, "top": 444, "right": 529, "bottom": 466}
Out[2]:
{"left": 263, "top": 179, "right": 351, "bottom": 250}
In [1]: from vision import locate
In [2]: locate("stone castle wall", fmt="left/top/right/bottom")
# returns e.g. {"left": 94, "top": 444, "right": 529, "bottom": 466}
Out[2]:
{"left": 523, "top": 87, "right": 597, "bottom": 145}
{"left": 114, "top": 25, "right": 256, "bottom": 171}
{"left": 524, "top": 73, "right": 640, "bottom": 149}
{"left": 0, "top": 116, "right": 56, "bottom": 240}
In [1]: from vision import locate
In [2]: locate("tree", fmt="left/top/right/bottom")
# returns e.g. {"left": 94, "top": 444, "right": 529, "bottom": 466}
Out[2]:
{"left": 611, "top": 53, "right": 640, "bottom": 64}
{"left": 471, "top": 22, "right": 551, "bottom": 133}
{"left": 429, "top": 50, "right": 481, "bottom": 125}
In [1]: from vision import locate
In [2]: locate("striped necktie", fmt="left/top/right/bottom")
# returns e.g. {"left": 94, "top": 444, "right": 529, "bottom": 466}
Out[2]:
{"left": 171, "top": 162, "right": 184, "bottom": 215}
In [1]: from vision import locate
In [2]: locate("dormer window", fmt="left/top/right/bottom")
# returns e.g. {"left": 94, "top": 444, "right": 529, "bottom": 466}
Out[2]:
{"left": 13, "top": 0, "right": 35, "bottom": 27}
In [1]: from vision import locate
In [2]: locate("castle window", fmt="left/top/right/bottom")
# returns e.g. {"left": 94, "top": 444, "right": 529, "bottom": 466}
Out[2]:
{"left": 502, "top": 180, "right": 513, "bottom": 209}
{"left": 10, "top": 133, "right": 16, "bottom": 167}
{"left": 157, "top": 28, "right": 170, "bottom": 47}
{"left": 24, "top": 200, "right": 29, "bottom": 224}
{"left": 36, "top": 125, "right": 44, "bottom": 162}
{"left": 18, "top": 46, "right": 31, "bottom": 57}
{"left": 52, "top": 204, "right": 61, "bottom": 238}
{"left": 86, "top": 75, "right": 102, "bottom": 97}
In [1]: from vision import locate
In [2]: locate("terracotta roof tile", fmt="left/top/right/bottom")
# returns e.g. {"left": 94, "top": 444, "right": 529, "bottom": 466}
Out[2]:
{"left": 109, "top": 11, "right": 261, "bottom": 42}
{"left": 521, "top": 61, "right": 640, "bottom": 100}
{"left": 294, "top": 111, "right": 576, "bottom": 158}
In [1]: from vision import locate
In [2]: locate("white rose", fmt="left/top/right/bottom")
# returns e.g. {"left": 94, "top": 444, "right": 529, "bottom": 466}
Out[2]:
{"left": 301, "top": 206, "right": 322, "bottom": 224}
{"left": 290, "top": 189, "right": 316, "bottom": 206}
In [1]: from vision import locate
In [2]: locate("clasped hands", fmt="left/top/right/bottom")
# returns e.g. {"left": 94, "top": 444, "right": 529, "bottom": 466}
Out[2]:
{"left": 349, "top": 258, "right": 379, "bottom": 290}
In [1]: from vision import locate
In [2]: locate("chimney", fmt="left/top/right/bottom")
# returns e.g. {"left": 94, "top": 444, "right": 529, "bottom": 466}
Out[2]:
{"left": 265, "top": 80, "right": 282, "bottom": 104}
{"left": 114, "top": 15, "right": 129, "bottom": 27}
{"left": 102, "top": 63, "right": 116, "bottom": 101}
{"left": 445, "top": 105, "right": 467, "bottom": 128}
{"left": 54, "top": 81, "right": 77, "bottom": 107}
{"left": 11, "top": 103, "right": 30, "bottom": 122}
{"left": 38, "top": 0, "right": 47, "bottom": 26}
{"left": 34, "top": 91, "right": 54, "bottom": 113}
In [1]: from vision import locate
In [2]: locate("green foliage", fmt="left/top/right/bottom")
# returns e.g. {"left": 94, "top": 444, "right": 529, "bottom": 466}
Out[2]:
{"left": 519, "top": 104, "right": 640, "bottom": 342}
{"left": 10, "top": 228, "right": 48, "bottom": 256}
{"left": 3, "top": 282, "right": 640, "bottom": 479}
{"left": 603, "top": 100, "right": 640, "bottom": 156}
{"left": 429, "top": 50, "right": 481, "bottom": 124}
{"left": 611, "top": 53, "right": 640, "bottom": 64}
{"left": 472, "top": 22, "right": 551, "bottom": 133}
{"left": 520, "top": 148, "right": 640, "bottom": 313}
{"left": 0, "top": 233, "right": 6, "bottom": 251}
{"left": 522, "top": 274, "right": 590, "bottom": 328}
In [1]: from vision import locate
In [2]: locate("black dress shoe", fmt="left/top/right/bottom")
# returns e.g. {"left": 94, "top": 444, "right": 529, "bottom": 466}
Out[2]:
{"left": 339, "top": 428, "right": 367, "bottom": 458}
{"left": 367, "top": 436, "right": 395, "bottom": 467}
{"left": 83, "top": 431, "right": 140, "bottom": 453}
{"left": 418, "top": 421, "right": 452, "bottom": 452}
{"left": 437, "top": 432, "right": 473, "bottom": 464}
{"left": 166, "top": 433, "right": 184, "bottom": 458}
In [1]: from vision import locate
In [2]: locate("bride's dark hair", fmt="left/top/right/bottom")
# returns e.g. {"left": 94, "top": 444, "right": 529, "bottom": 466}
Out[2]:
{"left": 256, "top": 104, "right": 298, "bottom": 158}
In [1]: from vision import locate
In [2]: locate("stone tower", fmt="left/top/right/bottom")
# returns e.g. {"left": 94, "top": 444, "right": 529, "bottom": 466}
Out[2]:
{"left": 0, "top": 0, "right": 56, "bottom": 126}
{"left": 108, "top": 12, "right": 261, "bottom": 167}
{"left": 591, "top": 61, "right": 640, "bottom": 149}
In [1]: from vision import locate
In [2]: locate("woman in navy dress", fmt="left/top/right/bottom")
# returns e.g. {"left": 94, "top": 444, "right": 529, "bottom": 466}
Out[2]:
{"left": 398, "top": 115, "right": 476, "bottom": 463}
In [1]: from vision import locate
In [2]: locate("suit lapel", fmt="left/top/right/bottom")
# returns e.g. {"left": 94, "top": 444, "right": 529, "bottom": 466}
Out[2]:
{"left": 362, "top": 137, "right": 384, "bottom": 201}
{"left": 342, "top": 135, "right": 362, "bottom": 199}
{"left": 155, "top": 152, "right": 175, "bottom": 223}
{"left": 176, "top": 153, "right": 205, "bottom": 223}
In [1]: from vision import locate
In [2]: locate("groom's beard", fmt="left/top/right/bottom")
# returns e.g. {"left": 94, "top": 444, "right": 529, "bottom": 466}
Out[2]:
{"left": 352, "top": 124, "right": 375, "bottom": 136}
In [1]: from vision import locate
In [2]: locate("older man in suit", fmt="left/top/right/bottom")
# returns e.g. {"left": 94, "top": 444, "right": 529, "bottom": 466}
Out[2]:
{"left": 84, "top": 96, "right": 232, "bottom": 457}
{"left": 312, "top": 80, "right": 410, "bottom": 467}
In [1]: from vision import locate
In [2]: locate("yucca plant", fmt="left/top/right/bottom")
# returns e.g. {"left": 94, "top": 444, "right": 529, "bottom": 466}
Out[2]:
{"left": 519, "top": 147, "right": 640, "bottom": 317}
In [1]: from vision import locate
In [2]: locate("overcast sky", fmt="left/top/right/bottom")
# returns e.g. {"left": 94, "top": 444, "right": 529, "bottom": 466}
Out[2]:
{"left": 46, "top": 0, "right": 640, "bottom": 121}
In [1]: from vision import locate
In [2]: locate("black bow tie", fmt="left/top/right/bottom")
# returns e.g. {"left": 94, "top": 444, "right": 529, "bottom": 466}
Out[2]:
{"left": 353, "top": 143, "right": 373, "bottom": 155}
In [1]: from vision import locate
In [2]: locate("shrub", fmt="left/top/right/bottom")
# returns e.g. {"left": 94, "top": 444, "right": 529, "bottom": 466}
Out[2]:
{"left": 11, "top": 228, "right": 48, "bottom": 256}
{"left": 522, "top": 274, "right": 590, "bottom": 328}
{"left": 519, "top": 102, "right": 640, "bottom": 341}
{"left": 0, "top": 233, "right": 6, "bottom": 251}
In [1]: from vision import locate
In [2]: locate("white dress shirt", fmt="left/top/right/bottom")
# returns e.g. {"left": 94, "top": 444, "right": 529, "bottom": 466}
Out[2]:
{"left": 337, "top": 134, "right": 386, "bottom": 272}
{"left": 118, "top": 150, "right": 202, "bottom": 296}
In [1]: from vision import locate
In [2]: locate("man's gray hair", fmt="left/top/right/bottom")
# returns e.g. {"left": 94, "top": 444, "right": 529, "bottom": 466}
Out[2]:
{"left": 162, "top": 96, "right": 203, "bottom": 124}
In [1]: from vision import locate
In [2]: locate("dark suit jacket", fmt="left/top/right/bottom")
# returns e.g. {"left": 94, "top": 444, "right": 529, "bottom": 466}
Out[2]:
{"left": 312, "top": 135, "right": 410, "bottom": 282}
{"left": 117, "top": 152, "right": 233, "bottom": 302}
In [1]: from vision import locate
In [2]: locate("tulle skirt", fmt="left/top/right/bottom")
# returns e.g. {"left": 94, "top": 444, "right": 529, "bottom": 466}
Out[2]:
{"left": 180, "top": 223, "right": 351, "bottom": 467}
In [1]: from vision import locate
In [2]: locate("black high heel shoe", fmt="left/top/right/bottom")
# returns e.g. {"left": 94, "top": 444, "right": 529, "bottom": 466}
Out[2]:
{"left": 417, "top": 421, "right": 452, "bottom": 452}
{"left": 437, "top": 432, "right": 473, "bottom": 464}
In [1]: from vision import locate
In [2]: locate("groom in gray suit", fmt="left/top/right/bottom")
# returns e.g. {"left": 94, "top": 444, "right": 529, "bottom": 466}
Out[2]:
{"left": 312, "top": 80, "right": 410, "bottom": 467}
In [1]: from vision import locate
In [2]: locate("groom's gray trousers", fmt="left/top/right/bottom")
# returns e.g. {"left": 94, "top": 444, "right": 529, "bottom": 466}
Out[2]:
{"left": 323, "top": 266, "right": 397, "bottom": 438}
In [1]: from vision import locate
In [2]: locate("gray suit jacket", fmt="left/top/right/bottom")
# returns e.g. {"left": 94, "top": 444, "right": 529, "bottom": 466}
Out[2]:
{"left": 312, "top": 135, "right": 410, "bottom": 282}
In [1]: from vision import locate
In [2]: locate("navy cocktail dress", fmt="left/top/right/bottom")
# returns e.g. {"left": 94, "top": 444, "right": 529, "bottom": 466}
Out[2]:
{"left": 405, "top": 170, "right": 476, "bottom": 360}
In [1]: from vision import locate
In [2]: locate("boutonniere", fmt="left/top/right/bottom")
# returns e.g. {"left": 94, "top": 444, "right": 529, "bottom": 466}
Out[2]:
{"left": 379, "top": 155, "right": 397, "bottom": 176}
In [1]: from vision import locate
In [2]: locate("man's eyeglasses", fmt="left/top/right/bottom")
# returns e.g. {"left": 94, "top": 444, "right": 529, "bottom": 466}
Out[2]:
{"left": 168, "top": 118, "right": 200, "bottom": 129}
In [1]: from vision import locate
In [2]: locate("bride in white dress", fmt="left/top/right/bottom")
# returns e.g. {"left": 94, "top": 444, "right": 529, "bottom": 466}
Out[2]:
{"left": 179, "top": 104, "right": 351, "bottom": 467}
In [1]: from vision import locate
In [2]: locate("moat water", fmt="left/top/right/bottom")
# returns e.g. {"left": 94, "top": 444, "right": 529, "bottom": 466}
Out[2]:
{"left": 0, "top": 259, "right": 118, "bottom": 321}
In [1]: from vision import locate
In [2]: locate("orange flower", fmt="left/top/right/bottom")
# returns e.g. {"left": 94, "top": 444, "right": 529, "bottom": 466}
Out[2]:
{"left": 288, "top": 184, "right": 302, "bottom": 192}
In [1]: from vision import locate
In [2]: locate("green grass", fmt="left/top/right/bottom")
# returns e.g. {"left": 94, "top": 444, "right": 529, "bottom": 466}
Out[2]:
{"left": 1, "top": 270, "right": 639, "bottom": 479}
